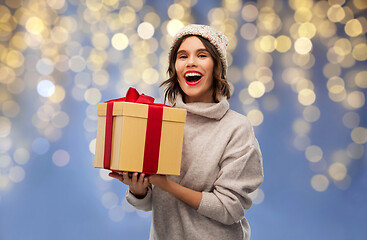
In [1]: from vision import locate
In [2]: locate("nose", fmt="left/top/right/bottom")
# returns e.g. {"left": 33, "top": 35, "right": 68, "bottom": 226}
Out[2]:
{"left": 186, "top": 55, "right": 197, "bottom": 67}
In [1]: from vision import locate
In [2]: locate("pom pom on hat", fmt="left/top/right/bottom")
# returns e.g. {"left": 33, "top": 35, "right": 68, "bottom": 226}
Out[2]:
{"left": 169, "top": 24, "right": 229, "bottom": 77}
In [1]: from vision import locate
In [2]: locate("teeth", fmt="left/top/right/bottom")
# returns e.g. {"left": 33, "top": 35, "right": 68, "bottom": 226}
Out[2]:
{"left": 185, "top": 72, "right": 202, "bottom": 78}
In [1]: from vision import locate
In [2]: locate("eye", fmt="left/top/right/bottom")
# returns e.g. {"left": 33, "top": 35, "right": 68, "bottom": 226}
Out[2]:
{"left": 178, "top": 55, "right": 187, "bottom": 59}
{"left": 198, "top": 53, "right": 208, "bottom": 58}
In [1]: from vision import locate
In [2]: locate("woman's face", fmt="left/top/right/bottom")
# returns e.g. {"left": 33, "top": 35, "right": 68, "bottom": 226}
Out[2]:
{"left": 175, "top": 36, "right": 214, "bottom": 103}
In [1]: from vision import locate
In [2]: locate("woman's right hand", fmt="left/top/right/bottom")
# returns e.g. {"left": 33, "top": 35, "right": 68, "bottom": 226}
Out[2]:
{"left": 109, "top": 171, "right": 149, "bottom": 198}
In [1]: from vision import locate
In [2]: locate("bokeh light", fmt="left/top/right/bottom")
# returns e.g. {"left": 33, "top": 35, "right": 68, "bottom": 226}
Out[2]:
{"left": 13, "top": 148, "right": 30, "bottom": 165}
{"left": 303, "top": 105, "right": 320, "bottom": 122}
{"left": 25, "top": 17, "right": 45, "bottom": 35}
{"left": 37, "top": 80, "right": 56, "bottom": 97}
{"left": 137, "top": 22, "right": 155, "bottom": 40}
{"left": 311, "top": 174, "right": 329, "bottom": 192}
{"left": 298, "top": 89, "right": 316, "bottom": 106}
{"left": 111, "top": 33, "right": 129, "bottom": 50}
{"left": 248, "top": 81, "right": 265, "bottom": 98}
{"left": 247, "top": 109, "right": 264, "bottom": 126}
{"left": 36, "top": 58, "right": 55, "bottom": 75}
{"left": 0, "top": 154, "right": 11, "bottom": 168}
{"left": 294, "top": 37, "right": 313, "bottom": 55}
{"left": 166, "top": 19, "right": 184, "bottom": 36}
{"left": 249, "top": 188, "right": 265, "bottom": 204}
{"left": 0, "top": 117, "right": 11, "bottom": 138}
{"left": 351, "top": 127, "right": 367, "bottom": 144}
{"left": 52, "top": 149, "right": 70, "bottom": 167}
{"left": 102, "top": 191, "right": 119, "bottom": 209}
{"left": 305, "top": 145, "right": 323, "bottom": 163}
{"left": 344, "top": 19, "right": 363, "bottom": 37}
{"left": 9, "top": 166, "right": 25, "bottom": 183}
{"left": 328, "top": 162, "right": 347, "bottom": 181}
{"left": 99, "top": 169, "right": 113, "bottom": 182}
{"left": 347, "top": 142, "right": 364, "bottom": 159}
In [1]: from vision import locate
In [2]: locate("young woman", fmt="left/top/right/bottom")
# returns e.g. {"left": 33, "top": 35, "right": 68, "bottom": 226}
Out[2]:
{"left": 109, "top": 24, "right": 264, "bottom": 240}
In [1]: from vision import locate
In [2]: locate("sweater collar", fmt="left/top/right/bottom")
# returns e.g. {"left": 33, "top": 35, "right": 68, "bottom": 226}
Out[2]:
{"left": 174, "top": 94, "right": 229, "bottom": 120}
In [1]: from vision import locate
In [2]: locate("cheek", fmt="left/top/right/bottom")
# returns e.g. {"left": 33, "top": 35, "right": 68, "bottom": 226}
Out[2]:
{"left": 205, "top": 63, "right": 214, "bottom": 81}
{"left": 207, "top": 76, "right": 214, "bottom": 88}
{"left": 175, "top": 61, "right": 183, "bottom": 71}
{"left": 204, "top": 60, "right": 214, "bottom": 74}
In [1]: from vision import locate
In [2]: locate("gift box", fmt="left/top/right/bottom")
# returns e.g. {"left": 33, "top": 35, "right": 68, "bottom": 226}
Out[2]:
{"left": 94, "top": 88, "right": 186, "bottom": 175}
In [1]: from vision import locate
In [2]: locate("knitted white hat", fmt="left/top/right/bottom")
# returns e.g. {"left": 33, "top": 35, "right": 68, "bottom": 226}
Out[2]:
{"left": 170, "top": 24, "right": 229, "bottom": 77}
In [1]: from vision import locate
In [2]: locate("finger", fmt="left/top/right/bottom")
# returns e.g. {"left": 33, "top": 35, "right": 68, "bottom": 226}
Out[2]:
{"left": 138, "top": 173, "right": 145, "bottom": 183}
{"left": 132, "top": 172, "right": 138, "bottom": 183}
{"left": 143, "top": 177, "right": 149, "bottom": 187}
{"left": 123, "top": 172, "right": 131, "bottom": 185}
{"left": 109, "top": 172, "right": 124, "bottom": 183}
{"left": 109, "top": 172, "right": 121, "bottom": 179}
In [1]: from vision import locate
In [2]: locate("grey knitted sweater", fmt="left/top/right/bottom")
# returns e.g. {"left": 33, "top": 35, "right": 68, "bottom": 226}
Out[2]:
{"left": 126, "top": 95, "right": 264, "bottom": 240}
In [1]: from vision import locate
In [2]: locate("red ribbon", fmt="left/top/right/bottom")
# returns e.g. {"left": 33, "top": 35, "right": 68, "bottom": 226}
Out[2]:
{"left": 103, "top": 87, "right": 168, "bottom": 175}
{"left": 142, "top": 105, "right": 163, "bottom": 174}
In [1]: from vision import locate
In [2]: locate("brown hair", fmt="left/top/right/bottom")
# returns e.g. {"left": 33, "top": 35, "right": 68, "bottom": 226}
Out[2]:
{"left": 160, "top": 35, "right": 231, "bottom": 104}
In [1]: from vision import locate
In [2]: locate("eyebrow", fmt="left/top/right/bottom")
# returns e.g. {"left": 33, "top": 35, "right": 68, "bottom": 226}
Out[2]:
{"left": 177, "top": 48, "right": 209, "bottom": 55}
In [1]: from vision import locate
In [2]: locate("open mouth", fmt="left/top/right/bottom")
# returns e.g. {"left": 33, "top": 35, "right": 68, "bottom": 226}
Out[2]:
{"left": 184, "top": 71, "right": 202, "bottom": 86}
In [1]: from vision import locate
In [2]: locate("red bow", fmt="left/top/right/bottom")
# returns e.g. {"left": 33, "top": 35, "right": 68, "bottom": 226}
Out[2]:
{"left": 105, "top": 87, "right": 155, "bottom": 105}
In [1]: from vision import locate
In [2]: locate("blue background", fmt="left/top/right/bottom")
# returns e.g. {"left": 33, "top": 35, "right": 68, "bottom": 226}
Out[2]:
{"left": 0, "top": 0, "right": 366, "bottom": 240}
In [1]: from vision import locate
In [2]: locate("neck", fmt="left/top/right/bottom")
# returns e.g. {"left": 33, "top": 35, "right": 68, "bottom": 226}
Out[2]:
{"left": 183, "top": 94, "right": 215, "bottom": 103}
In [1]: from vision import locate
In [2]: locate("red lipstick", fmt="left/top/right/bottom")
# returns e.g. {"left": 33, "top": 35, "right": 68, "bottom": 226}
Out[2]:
{"left": 184, "top": 70, "right": 202, "bottom": 86}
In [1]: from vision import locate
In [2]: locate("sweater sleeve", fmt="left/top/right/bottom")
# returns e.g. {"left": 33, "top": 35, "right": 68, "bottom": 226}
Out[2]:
{"left": 197, "top": 120, "right": 264, "bottom": 225}
{"left": 125, "top": 184, "right": 153, "bottom": 212}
